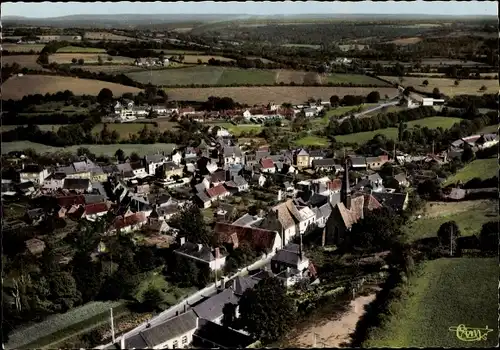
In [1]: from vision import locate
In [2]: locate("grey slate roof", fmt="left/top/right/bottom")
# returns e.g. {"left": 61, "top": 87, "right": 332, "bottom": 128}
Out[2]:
{"left": 197, "top": 191, "right": 210, "bottom": 203}
{"left": 350, "top": 156, "right": 366, "bottom": 166}
{"left": 312, "top": 158, "right": 336, "bottom": 167}
{"left": 192, "top": 289, "right": 239, "bottom": 322}
{"left": 318, "top": 203, "right": 332, "bottom": 219}
{"left": 63, "top": 178, "right": 90, "bottom": 190}
{"left": 232, "top": 276, "right": 259, "bottom": 296}
{"left": 132, "top": 310, "right": 198, "bottom": 348}
{"left": 272, "top": 244, "right": 304, "bottom": 267}
{"left": 372, "top": 192, "right": 407, "bottom": 212}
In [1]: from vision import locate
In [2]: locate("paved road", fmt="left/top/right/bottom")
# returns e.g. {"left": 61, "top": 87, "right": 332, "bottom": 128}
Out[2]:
{"left": 337, "top": 100, "right": 400, "bottom": 123}
{"left": 97, "top": 255, "right": 273, "bottom": 349}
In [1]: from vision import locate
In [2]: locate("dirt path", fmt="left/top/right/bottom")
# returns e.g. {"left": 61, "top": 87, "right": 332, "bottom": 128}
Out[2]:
{"left": 288, "top": 289, "right": 381, "bottom": 348}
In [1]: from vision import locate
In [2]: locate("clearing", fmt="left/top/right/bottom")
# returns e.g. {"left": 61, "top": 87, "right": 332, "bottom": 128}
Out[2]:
{"left": 1, "top": 75, "right": 141, "bottom": 100}
{"left": 478, "top": 124, "right": 498, "bottom": 134}
{"left": 166, "top": 86, "right": 400, "bottom": 105}
{"left": 381, "top": 76, "right": 498, "bottom": 96}
{"left": 295, "top": 135, "right": 330, "bottom": 147}
{"left": 180, "top": 55, "right": 234, "bottom": 64}
{"left": 442, "top": 158, "right": 498, "bottom": 186}
{"left": 209, "top": 122, "right": 262, "bottom": 136}
{"left": 56, "top": 46, "right": 107, "bottom": 53}
{"left": 132, "top": 272, "right": 197, "bottom": 306}
{"left": 127, "top": 66, "right": 224, "bottom": 86}
{"left": 1, "top": 141, "right": 176, "bottom": 157}
{"left": 364, "top": 257, "right": 498, "bottom": 348}
{"left": 403, "top": 200, "right": 498, "bottom": 242}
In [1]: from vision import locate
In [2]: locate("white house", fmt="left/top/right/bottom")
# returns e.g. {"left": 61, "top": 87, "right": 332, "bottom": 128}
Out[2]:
{"left": 19, "top": 165, "right": 50, "bottom": 185}
{"left": 242, "top": 110, "right": 252, "bottom": 119}
{"left": 122, "top": 310, "right": 198, "bottom": 349}
{"left": 175, "top": 240, "right": 227, "bottom": 271}
{"left": 130, "top": 162, "right": 148, "bottom": 178}
{"left": 171, "top": 152, "right": 183, "bottom": 166}
{"left": 43, "top": 173, "right": 66, "bottom": 190}
{"left": 111, "top": 212, "right": 148, "bottom": 234}
{"left": 82, "top": 203, "right": 109, "bottom": 221}
{"left": 303, "top": 108, "right": 317, "bottom": 117}
{"left": 144, "top": 154, "right": 168, "bottom": 175}
{"left": 216, "top": 127, "right": 232, "bottom": 138}
{"left": 297, "top": 206, "right": 316, "bottom": 234}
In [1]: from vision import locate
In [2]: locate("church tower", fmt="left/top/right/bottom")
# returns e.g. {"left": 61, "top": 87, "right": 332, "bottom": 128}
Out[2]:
{"left": 341, "top": 158, "right": 351, "bottom": 209}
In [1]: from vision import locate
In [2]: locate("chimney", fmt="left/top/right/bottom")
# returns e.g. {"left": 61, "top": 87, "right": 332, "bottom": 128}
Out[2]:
{"left": 197, "top": 243, "right": 203, "bottom": 252}
{"left": 180, "top": 237, "right": 186, "bottom": 246}
{"left": 322, "top": 228, "right": 326, "bottom": 247}
{"left": 120, "top": 336, "right": 125, "bottom": 350}
{"left": 299, "top": 233, "right": 303, "bottom": 260}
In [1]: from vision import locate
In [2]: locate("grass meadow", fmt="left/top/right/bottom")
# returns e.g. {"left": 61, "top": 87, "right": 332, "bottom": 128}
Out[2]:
{"left": 442, "top": 158, "right": 498, "bottom": 186}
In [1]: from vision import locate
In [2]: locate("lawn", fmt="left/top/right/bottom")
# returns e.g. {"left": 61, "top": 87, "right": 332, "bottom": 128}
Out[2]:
{"left": 1, "top": 141, "right": 177, "bottom": 157}
{"left": 211, "top": 122, "right": 262, "bottom": 136}
{"left": 364, "top": 257, "right": 498, "bottom": 348}
{"left": 92, "top": 123, "right": 158, "bottom": 139}
{"left": 403, "top": 200, "right": 499, "bottom": 242}
{"left": 2, "top": 55, "right": 46, "bottom": 70}
{"left": 5, "top": 300, "right": 128, "bottom": 350}
{"left": 295, "top": 135, "right": 330, "bottom": 147}
{"left": 49, "top": 53, "right": 134, "bottom": 64}
{"left": 330, "top": 117, "right": 464, "bottom": 145}
{"left": 442, "top": 158, "right": 498, "bottom": 186}
{"left": 380, "top": 76, "right": 498, "bottom": 96}
{"left": 2, "top": 43, "right": 46, "bottom": 52}
{"left": 56, "top": 46, "right": 107, "bottom": 53}
{"left": 133, "top": 271, "right": 197, "bottom": 306}
{"left": 1, "top": 74, "right": 141, "bottom": 100}
{"left": 479, "top": 124, "right": 498, "bottom": 134}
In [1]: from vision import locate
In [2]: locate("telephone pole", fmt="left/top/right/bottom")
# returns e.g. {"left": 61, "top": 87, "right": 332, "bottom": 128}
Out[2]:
{"left": 450, "top": 225, "right": 453, "bottom": 256}
{"left": 110, "top": 308, "right": 116, "bottom": 344}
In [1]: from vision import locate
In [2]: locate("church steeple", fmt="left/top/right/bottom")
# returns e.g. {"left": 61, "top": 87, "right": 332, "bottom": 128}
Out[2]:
{"left": 341, "top": 158, "right": 351, "bottom": 209}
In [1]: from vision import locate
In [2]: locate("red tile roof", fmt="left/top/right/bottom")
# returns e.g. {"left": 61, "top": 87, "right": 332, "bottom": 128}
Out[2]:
{"left": 260, "top": 158, "right": 274, "bottom": 169}
{"left": 56, "top": 195, "right": 85, "bottom": 208}
{"left": 207, "top": 184, "right": 228, "bottom": 198}
{"left": 328, "top": 179, "right": 342, "bottom": 191}
{"left": 84, "top": 203, "right": 109, "bottom": 215}
{"left": 214, "top": 223, "right": 278, "bottom": 252}
{"left": 113, "top": 212, "right": 147, "bottom": 230}
{"left": 179, "top": 107, "right": 195, "bottom": 114}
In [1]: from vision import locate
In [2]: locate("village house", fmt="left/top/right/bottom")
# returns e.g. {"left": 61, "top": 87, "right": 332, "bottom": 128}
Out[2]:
{"left": 209, "top": 170, "right": 227, "bottom": 187}
{"left": 214, "top": 222, "right": 282, "bottom": 254}
{"left": 307, "top": 150, "right": 325, "bottom": 167}
{"left": 163, "top": 162, "right": 184, "bottom": 180}
{"left": 221, "top": 146, "right": 243, "bottom": 166}
{"left": 311, "top": 158, "right": 338, "bottom": 172}
{"left": 251, "top": 173, "right": 267, "bottom": 187}
{"left": 366, "top": 155, "right": 389, "bottom": 170}
{"left": 372, "top": 192, "right": 409, "bottom": 212}
{"left": 144, "top": 154, "right": 169, "bottom": 175}
{"left": 388, "top": 173, "right": 410, "bottom": 188}
{"left": 123, "top": 310, "right": 198, "bottom": 349}
{"left": 271, "top": 242, "right": 317, "bottom": 287}
{"left": 63, "top": 178, "right": 92, "bottom": 193}
{"left": 295, "top": 149, "right": 310, "bottom": 169}
{"left": 259, "top": 158, "right": 276, "bottom": 173}
{"left": 82, "top": 202, "right": 110, "bottom": 221}
{"left": 349, "top": 156, "right": 367, "bottom": 170}
{"left": 207, "top": 184, "right": 230, "bottom": 202}
{"left": 19, "top": 164, "right": 50, "bottom": 185}
{"left": 43, "top": 173, "right": 66, "bottom": 190}
{"left": 175, "top": 239, "right": 227, "bottom": 271}
{"left": 224, "top": 175, "right": 249, "bottom": 193}
{"left": 110, "top": 211, "right": 148, "bottom": 234}
{"left": 325, "top": 166, "right": 382, "bottom": 245}
{"left": 196, "top": 191, "right": 212, "bottom": 209}
{"left": 171, "top": 151, "right": 183, "bottom": 166}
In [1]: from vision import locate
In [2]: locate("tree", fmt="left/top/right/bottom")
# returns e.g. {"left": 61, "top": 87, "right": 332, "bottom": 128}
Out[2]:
{"left": 114, "top": 149, "right": 125, "bottom": 162}
{"left": 141, "top": 286, "right": 164, "bottom": 312}
{"left": 437, "top": 221, "right": 461, "bottom": 254}
{"left": 169, "top": 202, "right": 211, "bottom": 244}
{"left": 71, "top": 251, "right": 103, "bottom": 303}
{"left": 170, "top": 255, "right": 199, "bottom": 287}
{"left": 71, "top": 58, "right": 77, "bottom": 64}
{"left": 417, "top": 179, "right": 442, "bottom": 200}
{"left": 97, "top": 55, "right": 103, "bottom": 65}
{"left": 77, "top": 58, "right": 85, "bottom": 65}
{"left": 350, "top": 207, "right": 403, "bottom": 251}
{"left": 197, "top": 264, "right": 211, "bottom": 288}
{"left": 432, "top": 87, "right": 441, "bottom": 99}
{"left": 38, "top": 52, "right": 49, "bottom": 65}
{"left": 422, "top": 80, "right": 429, "bottom": 86}
{"left": 238, "top": 277, "right": 296, "bottom": 342}
{"left": 461, "top": 142, "right": 475, "bottom": 163}
{"left": 107, "top": 56, "right": 113, "bottom": 62}
{"left": 130, "top": 152, "right": 141, "bottom": 162}
{"left": 329, "top": 95, "right": 340, "bottom": 107}
{"left": 454, "top": 80, "right": 460, "bottom": 86}
{"left": 47, "top": 271, "right": 81, "bottom": 311}
{"left": 479, "top": 221, "right": 497, "bottom": 253}
{"left": 97, "top": 88, "right": 113, "bottom": 106}
{"left": 366, "top": 91, "right": 380, "bottom": 103}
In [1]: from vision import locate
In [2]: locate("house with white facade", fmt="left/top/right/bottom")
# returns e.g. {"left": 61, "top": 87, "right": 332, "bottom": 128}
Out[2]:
{"left": 144, "top": 154, "right": 168, "bottom": 175}
{"left": 175, "top": 240, "right": 227, "bottom": 271}
{"left": 122, "top": 310, "right": 199, "bottom": 349}
{"left": 19, "top": 165, "right": 50, "bottom": 185}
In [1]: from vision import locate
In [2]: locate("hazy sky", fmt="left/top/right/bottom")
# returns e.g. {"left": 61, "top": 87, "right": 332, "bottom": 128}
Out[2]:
{"left": 3, "top": 1, "right": 498, "bottom": 18}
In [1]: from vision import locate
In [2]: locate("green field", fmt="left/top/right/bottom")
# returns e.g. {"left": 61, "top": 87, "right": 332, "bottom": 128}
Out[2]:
{"left": 329, "top": 117, "right": 464, "bottom": 145}
{"left": 56, "top": 46, "right": 107, "bottom": 53}
{"left": 2, "top": 141, "right": 177, "bottom": 157}
{"left": 295, "top": 135, "right": 329, "bottom": 147}
{"left": 211, "top": 122, "right": 262, "bottom": 136}
{"left": 403, "top": 200, "right": 498, "bottom": 242}
{"left": 127, "top": 65, "right": 224, "bottom": 86}
{"left": 217, "top": 68, "right": 276, "bottom": 85}
{"left": 5, "top": 300, "right": 128, "bottom": 350}
{"left": 364, "top": 257, "right": 498, "bottom": 348}
{"left": 443, "top": 158, "right": 498, "bottom": 186}
{"left": 133, "top": 272, "right": 197, "bottom": 306}
{"left": 478, "top": 124, "right": 498, "bottom": 134}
